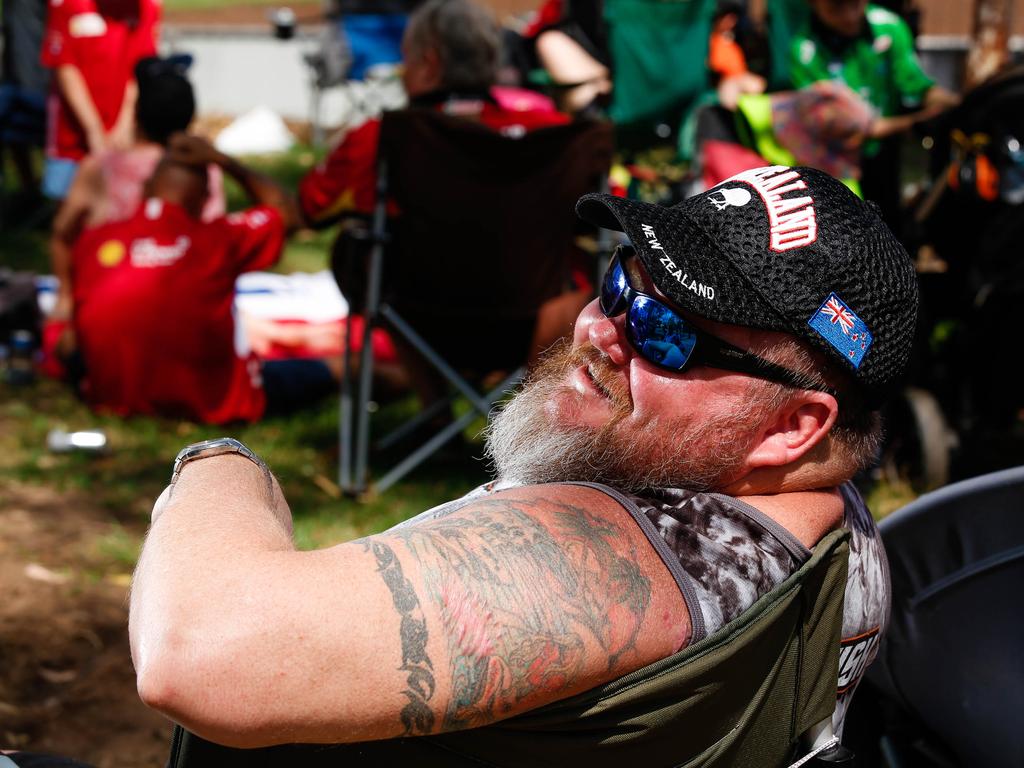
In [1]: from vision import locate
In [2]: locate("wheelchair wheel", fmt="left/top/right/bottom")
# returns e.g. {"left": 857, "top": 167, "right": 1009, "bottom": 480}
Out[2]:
{"left": 880, "top": 387, "right": 958, "bottom": 491}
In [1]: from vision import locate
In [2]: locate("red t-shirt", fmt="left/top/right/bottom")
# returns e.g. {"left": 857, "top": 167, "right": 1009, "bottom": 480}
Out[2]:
{"left": 298, "top": 91, "right": 570, "bottom": 224}
{"left": 72, "top": 198, "right": 285, "bottom": 423}
{"left": 41, "top": 0, "right": 160, "bottom": 161}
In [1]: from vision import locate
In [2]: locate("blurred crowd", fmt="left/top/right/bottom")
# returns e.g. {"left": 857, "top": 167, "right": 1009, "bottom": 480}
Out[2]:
{"left": 3, "top": 0, "right": 1009, "bottom": 439}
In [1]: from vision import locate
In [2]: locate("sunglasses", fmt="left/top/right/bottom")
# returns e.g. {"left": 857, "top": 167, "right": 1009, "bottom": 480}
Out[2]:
{"left": 600, "top": 246, "right": 834, "bottom": 395}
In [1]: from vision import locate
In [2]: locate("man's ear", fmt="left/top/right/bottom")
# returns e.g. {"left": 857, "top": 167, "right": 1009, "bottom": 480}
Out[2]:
{"left": 419, "top": 46, "right": 443, "bottom": 89}
{"left": 745, "top": 391, "right": 838, "bottom": 469}
{"left": 403, "top": 45, "right": 443, "bottom": 96}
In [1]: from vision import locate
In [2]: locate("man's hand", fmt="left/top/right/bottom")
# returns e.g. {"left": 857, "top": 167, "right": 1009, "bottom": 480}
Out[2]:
{"left": 924, "top": 84, "right": 961, "bottom": 113}
{"left": 50, "top": 288, "right": 74, "bottom": 322}
{"left": 165, "top": 132, "right": 303, "bottom": 233}
{"left": 167, "top": 132, "right": 224, "bottom": 170}
{"left": 85, "top": 127, "right": 107, "bottom": 155}
{"left": 106, "top": 119, "right": 135, "bottom": 151}
{"left": 717, "top": 72, "right": 766, "bottom": 111}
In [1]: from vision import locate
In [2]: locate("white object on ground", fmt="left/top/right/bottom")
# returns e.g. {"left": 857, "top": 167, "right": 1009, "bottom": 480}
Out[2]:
{"left": 235, "top": 270, "right": 348, "bottom": 322}
{"left": 233, "top": 270, "right": 349, "bottom": 356}
{"left": 214, "top": 106, "right": 296, "bottom": 155}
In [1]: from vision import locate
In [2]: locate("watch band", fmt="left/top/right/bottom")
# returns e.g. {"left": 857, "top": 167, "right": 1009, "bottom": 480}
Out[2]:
{"left": 170, "top": 437, "right": 267, "bottom": 484}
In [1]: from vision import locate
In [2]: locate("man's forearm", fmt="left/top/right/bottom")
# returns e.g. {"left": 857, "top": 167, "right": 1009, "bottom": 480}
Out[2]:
{"left": 109, "top": 79, "right": 139, "bottom": 148}
{"left": 130, "top": 455, "right": 295, "bottom": 684}
{"left": 50, "top": 234, "right": 75, "bottom": 314}
{"left": 56, "top": 65, "right": 105, "bottom": 152}
{"left": 128, "top": 453, "right": 409, "bottom": 748}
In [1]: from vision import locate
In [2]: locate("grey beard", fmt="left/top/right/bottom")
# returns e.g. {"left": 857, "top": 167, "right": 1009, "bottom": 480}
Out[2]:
{"left": 483, "top": 341, "right": 766, "bottom": 493}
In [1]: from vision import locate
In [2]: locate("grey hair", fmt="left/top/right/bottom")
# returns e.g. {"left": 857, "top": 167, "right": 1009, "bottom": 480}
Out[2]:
{"left": 404, "top": 0, "right": 501, "bottom": 91}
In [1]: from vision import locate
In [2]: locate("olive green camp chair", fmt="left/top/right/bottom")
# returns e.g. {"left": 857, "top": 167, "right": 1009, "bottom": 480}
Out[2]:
{"left": 165, "top": 527, "right": 855, "bottom": 767}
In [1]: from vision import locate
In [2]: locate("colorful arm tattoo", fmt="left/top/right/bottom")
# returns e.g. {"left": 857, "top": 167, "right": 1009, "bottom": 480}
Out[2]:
{"left": 370, "top": 494, "right": 652, "bottom": 733}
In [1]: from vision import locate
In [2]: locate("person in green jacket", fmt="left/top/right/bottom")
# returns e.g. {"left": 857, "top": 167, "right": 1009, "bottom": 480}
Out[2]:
{"left": 789, "top": 0, "right": 958, "bottom": 226}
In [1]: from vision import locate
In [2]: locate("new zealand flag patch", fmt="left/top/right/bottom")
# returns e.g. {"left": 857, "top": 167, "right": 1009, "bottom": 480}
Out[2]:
{"left": 808, "top": 292, "right": 873, "bottom": 368}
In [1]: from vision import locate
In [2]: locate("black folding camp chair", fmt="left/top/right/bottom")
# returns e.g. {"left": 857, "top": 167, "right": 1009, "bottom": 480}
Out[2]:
{"left": 338, "top": 108, "right": 614, "bottom": 493}
{"left": 853, "top": 465, "right": 1024, "bottom": 767}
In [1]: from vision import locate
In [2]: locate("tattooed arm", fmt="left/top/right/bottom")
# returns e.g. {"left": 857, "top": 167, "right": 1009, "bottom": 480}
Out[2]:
{"left": 130, "top": 458, "right": 688, "bottom": 747}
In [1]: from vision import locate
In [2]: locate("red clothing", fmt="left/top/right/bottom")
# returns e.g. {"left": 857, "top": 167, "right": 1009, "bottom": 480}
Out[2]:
{"left": 41, "top": 0, "right": 159, "bottom": 160}
{"left": 298, "top": 91, "right": 570, "bottom": 224}
{"left": 73, "top": 198, "right": 285, "bottom": 423}
{"left": 521, "top": 0, "right": 564, "bottom": 39}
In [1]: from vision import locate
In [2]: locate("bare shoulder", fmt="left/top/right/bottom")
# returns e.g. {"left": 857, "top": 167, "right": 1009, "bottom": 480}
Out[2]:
{"left": 737, "top": 488, "right": 844, "bottom": 548}
{"left": 369, "top": 482, "right": 688, "bottom": 733}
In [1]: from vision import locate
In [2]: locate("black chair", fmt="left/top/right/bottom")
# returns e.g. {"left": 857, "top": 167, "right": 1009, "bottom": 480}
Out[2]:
{"left": 857, "top": 465, "right": 1024, "bottom": 767}
{"left": 338, "top": 108, "right": 614, "bottom": 493}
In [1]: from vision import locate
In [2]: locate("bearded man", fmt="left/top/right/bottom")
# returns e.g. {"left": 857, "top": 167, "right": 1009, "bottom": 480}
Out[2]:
{"left": 129, "top": 166, "right": 916, "bottom": 766}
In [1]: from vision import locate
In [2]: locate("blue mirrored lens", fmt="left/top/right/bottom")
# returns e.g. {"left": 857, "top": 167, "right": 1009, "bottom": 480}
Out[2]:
{"left": 628, "top": 295, "right": 698, "bottom": 371}
{"left": 600, "top": 256, "right": 629, "bottom": 316}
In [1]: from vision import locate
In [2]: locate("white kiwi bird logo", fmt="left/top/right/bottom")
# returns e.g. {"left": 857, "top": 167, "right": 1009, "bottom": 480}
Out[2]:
{"left": 708, "top": 187, "right": 752, "bottom": 211}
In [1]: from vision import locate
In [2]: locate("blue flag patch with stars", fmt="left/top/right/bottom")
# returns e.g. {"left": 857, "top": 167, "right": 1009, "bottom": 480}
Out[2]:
{"left": 808, "top": 292, "right": 873, "bottom": 368}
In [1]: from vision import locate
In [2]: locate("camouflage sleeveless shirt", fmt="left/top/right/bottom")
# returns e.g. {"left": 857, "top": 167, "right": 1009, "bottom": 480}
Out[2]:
{"left": 399, "top": 479, "right": 889, "bottom": 735}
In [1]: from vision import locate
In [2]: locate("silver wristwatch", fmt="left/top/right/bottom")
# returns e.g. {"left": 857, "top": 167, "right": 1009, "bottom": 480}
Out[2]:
{"left": 170, "top": 437, "right": 268, "bottom": 484}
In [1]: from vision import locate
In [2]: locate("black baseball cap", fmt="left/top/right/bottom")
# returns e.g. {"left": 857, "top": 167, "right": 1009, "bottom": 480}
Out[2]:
{"left": 577, "top": 165, "right": 918, "bottom": 404}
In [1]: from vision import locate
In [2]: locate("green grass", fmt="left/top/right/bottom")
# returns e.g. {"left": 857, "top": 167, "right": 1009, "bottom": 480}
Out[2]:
{"left": 0, "top": 373, "right": 490, "bottom": 550}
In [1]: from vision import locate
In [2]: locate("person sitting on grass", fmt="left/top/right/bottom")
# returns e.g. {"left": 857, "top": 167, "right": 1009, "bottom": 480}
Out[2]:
{"left": 130, "top": 166, "right": 914, "bottom": 763}
{"left": 70, "top": 134, "right": 339, "bottom": 423}
{"left": 49, "top": 56, "right": 225, "bottom": 326}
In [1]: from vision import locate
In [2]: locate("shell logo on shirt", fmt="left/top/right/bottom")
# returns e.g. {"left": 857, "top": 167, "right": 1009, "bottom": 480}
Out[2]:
{"left": 97, "top": 240, "right": 126, "bottom": 268}
{"left": 68, "top": 12, "right": 108, "bottom": 37}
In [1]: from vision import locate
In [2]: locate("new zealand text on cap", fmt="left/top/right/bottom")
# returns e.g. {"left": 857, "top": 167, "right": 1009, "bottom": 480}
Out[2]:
{"left": 577, "top": 165, "right": 919, "bottom": 403}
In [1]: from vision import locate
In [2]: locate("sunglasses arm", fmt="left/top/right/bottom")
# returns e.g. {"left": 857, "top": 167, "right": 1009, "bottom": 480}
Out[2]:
{"left": 698, "top": 339, "right": 840, "bottom": 399}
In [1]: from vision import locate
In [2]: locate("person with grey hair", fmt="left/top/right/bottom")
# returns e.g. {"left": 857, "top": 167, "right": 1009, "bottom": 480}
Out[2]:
{"left": 399, "top": 0, "right": 500, "bottom": 93}
{"left": 298, "top": 0, "right": 574, "bottom": 413}
{"left": 298, "top": 0, "right": 567, "bottom": 228}
{"left": 131, "top": 166, "right": 913, "bottom": 765}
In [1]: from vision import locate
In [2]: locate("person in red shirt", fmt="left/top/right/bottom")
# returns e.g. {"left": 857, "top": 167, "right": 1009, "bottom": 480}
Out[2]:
{"left": 49, "top": 57, "right": 225, "bottom": 326}
{"left": 71, "top": 134, "right": 330, "bottom": 424}
{"left": 40, "top": 0, "right": 160, "bottom": 199}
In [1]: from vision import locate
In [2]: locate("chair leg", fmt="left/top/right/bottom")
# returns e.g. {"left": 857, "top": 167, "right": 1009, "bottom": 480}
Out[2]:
{"left": 352, "top": 311, "right": 378, "bottom": 492}
{"left": 375, "top": 396, "right": 453, "bottom": 451}
{"left": 372, "top": 367, "right": 524, "bottom": 493}
{"left": 373, "top": 411, "right": 476, "bottom": 493}
{"left": 380, "top": 304, "right": 493, "bottom": 414}
{"left": 339, "top": 312, "right": 355, "bottom": 491}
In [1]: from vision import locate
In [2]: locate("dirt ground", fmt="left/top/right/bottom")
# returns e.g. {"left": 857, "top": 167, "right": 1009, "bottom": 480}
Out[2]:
{"left": 0, "top": 483, "right": 171, "bottom": 768}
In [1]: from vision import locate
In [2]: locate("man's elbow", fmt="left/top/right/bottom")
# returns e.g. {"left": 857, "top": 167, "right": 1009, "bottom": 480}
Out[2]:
{"left": 134, "top": 627, "right": 286, "bottom": 748}
{"left": 135, "top": 647, "right": 184, "bottom": 716}
{"left": 134, "top": 626, "right": 207, "bottom": 718}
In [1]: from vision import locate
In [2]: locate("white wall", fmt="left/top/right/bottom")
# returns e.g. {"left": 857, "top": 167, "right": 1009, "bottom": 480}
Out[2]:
{"left": 163, "top": 27, "right": 406, "bottom": 131}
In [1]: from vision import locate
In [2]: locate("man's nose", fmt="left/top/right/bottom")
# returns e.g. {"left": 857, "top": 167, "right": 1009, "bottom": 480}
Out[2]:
{"left": 587, "top": 310, "right": 632, "bottom": 367}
